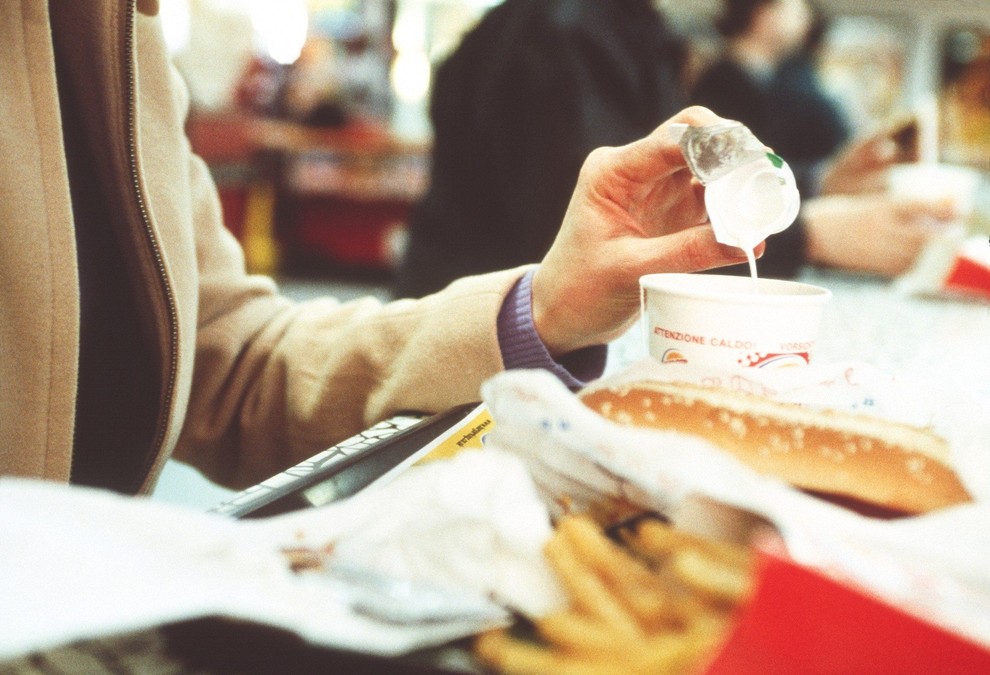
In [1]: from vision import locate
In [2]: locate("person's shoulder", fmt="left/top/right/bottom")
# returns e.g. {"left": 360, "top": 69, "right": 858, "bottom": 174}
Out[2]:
{"left": 445, "top": 0, "right": 550, "bottom": 61}
{"left": 442, "top": 0, "right": 596, "bottom": 71}
{"left": 544, "top": 0, "right": 663, "bottom": 37}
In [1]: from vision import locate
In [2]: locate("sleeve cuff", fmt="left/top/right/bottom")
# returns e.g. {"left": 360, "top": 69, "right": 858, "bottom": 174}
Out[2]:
{"left": 497, "top": 269, "right": 607, "bottom": 389}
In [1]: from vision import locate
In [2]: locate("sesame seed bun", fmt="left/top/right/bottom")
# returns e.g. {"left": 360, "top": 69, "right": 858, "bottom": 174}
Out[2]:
{"left": 578, "top": 380, "right": 972, "bottom": 516}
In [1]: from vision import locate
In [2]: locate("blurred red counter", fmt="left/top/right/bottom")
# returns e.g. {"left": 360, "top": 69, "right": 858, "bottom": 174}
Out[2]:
{"left": 187, "top": 111, "right": 429, "bottom": 275}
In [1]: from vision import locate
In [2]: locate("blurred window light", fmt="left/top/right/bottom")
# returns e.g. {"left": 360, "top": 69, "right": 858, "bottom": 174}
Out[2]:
{"left": 250, "top": 0, "right": 309, "bottom": 65}
{"left": 160, "top": 0, "right": 191, "bottom": 54}
{"left": 392, "top": 3, "right": 425, "bottom": 53}
{"left": 391, "top": 49, "right": 431, "bottom": 103}
{"left": 390, "top": 2, "right": 431, "bottom": 104}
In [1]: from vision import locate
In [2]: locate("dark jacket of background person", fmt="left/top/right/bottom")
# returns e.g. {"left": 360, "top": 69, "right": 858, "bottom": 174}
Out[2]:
{"left": 395, "top": 0, "right": 687, "bottom": 298}
{"left": 772, "top": 45, "right": 851, "bottom": 177}
{"left": 691, "top": 20, "right": 851, "bottom": 198}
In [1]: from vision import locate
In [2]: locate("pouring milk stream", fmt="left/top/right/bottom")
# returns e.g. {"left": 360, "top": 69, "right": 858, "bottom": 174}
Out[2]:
{"left": 671, "top": 122, "right": 801, "bottom": 286}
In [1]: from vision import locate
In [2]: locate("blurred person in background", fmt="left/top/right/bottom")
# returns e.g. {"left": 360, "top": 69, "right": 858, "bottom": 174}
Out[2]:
{"left": 2, "top": 2, "right": 749, "bottom": 494}
{"left": 395, "top": 0, "right": 691, "bottom": 298}
{"left": 692, "top": 0, "right": 956, "bottom": 279}
{"left": 398, "top": 0, "right": 953, "bottom": 292}
{"left": 691, "top": 0, "right": 844, "bottom": 194}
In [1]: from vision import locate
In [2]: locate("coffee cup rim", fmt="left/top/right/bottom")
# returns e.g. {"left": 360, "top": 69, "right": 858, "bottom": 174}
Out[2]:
{"left": 640, "top": 273, "right": 831, "bottom": 305}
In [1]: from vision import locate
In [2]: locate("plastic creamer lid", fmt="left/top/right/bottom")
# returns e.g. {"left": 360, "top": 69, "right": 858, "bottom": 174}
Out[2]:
{"left": 671, "top": 122, "right": 801, "bottom": 251}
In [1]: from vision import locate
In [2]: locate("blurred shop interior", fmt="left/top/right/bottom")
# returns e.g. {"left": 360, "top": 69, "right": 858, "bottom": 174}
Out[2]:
{"left": 166, "top": 0, "right": 990, "bottom": 293}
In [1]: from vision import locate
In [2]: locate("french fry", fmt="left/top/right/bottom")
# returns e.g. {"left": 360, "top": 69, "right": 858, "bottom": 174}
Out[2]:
{"left": 558, "top": 515, "right": 654, "bottom": 586}
{"left": 543, "top": 534, "right": 645, "bottom": 641}
{"left": 628, "top": 624, "right": 726, "bottom": 674}
{"left": 536, "top": 611, "right": 633, "bottom": 656}
{"left": 475, "top": 629, "right": 627, "bottom": 675}
{"left": 475, "top": 512, "right": 753, "bottom": 675}
{"left": 558, "top": 515, "right": 682, "bottom": 631}
{"left": 624, "top": 518, "right": 752, "bottom": 571}
{"left": 615, "top": 517, "right": 689, "bottom": 561}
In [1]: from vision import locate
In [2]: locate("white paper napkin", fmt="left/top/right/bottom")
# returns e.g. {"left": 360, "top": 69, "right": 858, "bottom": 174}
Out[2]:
{"left": 0, "top": 449, "right": 555, "bottom": 662}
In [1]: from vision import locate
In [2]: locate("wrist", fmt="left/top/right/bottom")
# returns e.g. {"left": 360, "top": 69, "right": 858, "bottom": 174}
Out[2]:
{"left": 498, "top": 268, "right": 606, "bottom": 386}
{"left": 530, "top": 266, "right": 576, "bottom": 359}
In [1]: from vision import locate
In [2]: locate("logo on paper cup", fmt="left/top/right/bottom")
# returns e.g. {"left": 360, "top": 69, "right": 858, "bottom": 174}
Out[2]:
{"left": 738, "top": 352, "right": 810, "bottom": 368}
{"left": 660, "top": 349, "right": 689, "bottom": 364}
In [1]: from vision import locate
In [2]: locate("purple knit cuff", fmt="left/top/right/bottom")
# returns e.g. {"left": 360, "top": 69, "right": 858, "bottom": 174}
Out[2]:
{"left": 497, "top": 269, "right": 607, "bottom": 388}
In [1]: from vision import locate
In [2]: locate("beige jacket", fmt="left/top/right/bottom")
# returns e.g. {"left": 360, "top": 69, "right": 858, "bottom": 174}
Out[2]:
{"left": 0, "top": 0, "right": 523, "bottom": 492}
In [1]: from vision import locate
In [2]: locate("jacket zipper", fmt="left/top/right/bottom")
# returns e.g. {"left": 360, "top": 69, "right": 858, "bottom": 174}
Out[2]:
{"left": 122, "top": 0, "right": 180, "bottom": 494}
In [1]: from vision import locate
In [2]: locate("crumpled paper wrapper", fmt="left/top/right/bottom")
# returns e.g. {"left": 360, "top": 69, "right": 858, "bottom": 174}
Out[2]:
{"left": 479, "top": 360, "right": 990, "bottom": 648}
{"left": 253, "top": 449, "right": 565, "bottom": 616}
{"left": 0, "top": 450, "right": 560, "bottom": 662}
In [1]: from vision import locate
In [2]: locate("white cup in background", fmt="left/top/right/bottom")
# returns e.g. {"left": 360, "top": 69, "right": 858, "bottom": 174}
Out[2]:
{"left": 887, "top": 163, "right": 984, "bottom": 294}
{"left": 887, "top": 162, "right": 982, "bottom": 223}
{"left": 640, "top": 273, "right": 831, "bottom": 369}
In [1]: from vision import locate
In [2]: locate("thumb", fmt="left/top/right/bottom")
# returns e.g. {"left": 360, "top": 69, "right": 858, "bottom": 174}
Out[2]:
{"left": 612, "top": 106, "right": 726, "bottom": 182}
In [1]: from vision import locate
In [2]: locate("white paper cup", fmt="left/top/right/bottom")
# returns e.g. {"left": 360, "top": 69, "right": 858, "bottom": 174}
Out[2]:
{"left": 887, "top": 163, "right": 982, "bottom": 221}
{"left": 640, "top": 273, "right": 831, "bottom": 369}
{"left": 887, "top": 163, "right": 983, "bottom": 295}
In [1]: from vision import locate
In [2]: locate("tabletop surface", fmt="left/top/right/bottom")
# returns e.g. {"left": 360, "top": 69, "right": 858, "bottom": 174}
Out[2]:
{"left": 800, "top": 268, "right": 990, "bottom": 403}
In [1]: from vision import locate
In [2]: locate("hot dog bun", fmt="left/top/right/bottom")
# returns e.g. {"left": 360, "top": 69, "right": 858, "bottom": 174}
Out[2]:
{"left": 578, "top": 380, "right": 972, "bottom": 516}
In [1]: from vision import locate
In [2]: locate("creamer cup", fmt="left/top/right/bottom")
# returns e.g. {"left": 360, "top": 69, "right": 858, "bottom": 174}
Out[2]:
{"left": 676, "top": 121, "right": 767, "bottom": 184}
{"left": 675, "top": 122, "right": 801, "bottom": 251}
{"left": 705, "top": 155, "right": 801, "bottom": 251}
{"left": 640, "top": 273, "right": 831, "bottom": 369}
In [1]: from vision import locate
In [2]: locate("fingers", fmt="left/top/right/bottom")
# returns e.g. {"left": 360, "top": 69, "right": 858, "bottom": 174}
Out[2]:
{"left": 608, "top": 107, "right": 726, "bottom": 182}
{"left": 635, "top": 175, "right": 709, "bottom": 236}
{"left": 624, "top": 223, "right": 753, "bottom": 276}
{"left": 802, "top": 192, "right": 946, "bottom": 276}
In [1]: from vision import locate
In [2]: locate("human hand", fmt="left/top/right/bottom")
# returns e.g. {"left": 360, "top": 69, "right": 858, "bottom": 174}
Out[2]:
{"left": 818, "top": 123, "right": 918, "bottom": 196}
{"left": 531, "top": 107, "right": 757, "bottom": 357}
{"left": 802, "top": 192, "right": 958, "bottom": 277}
